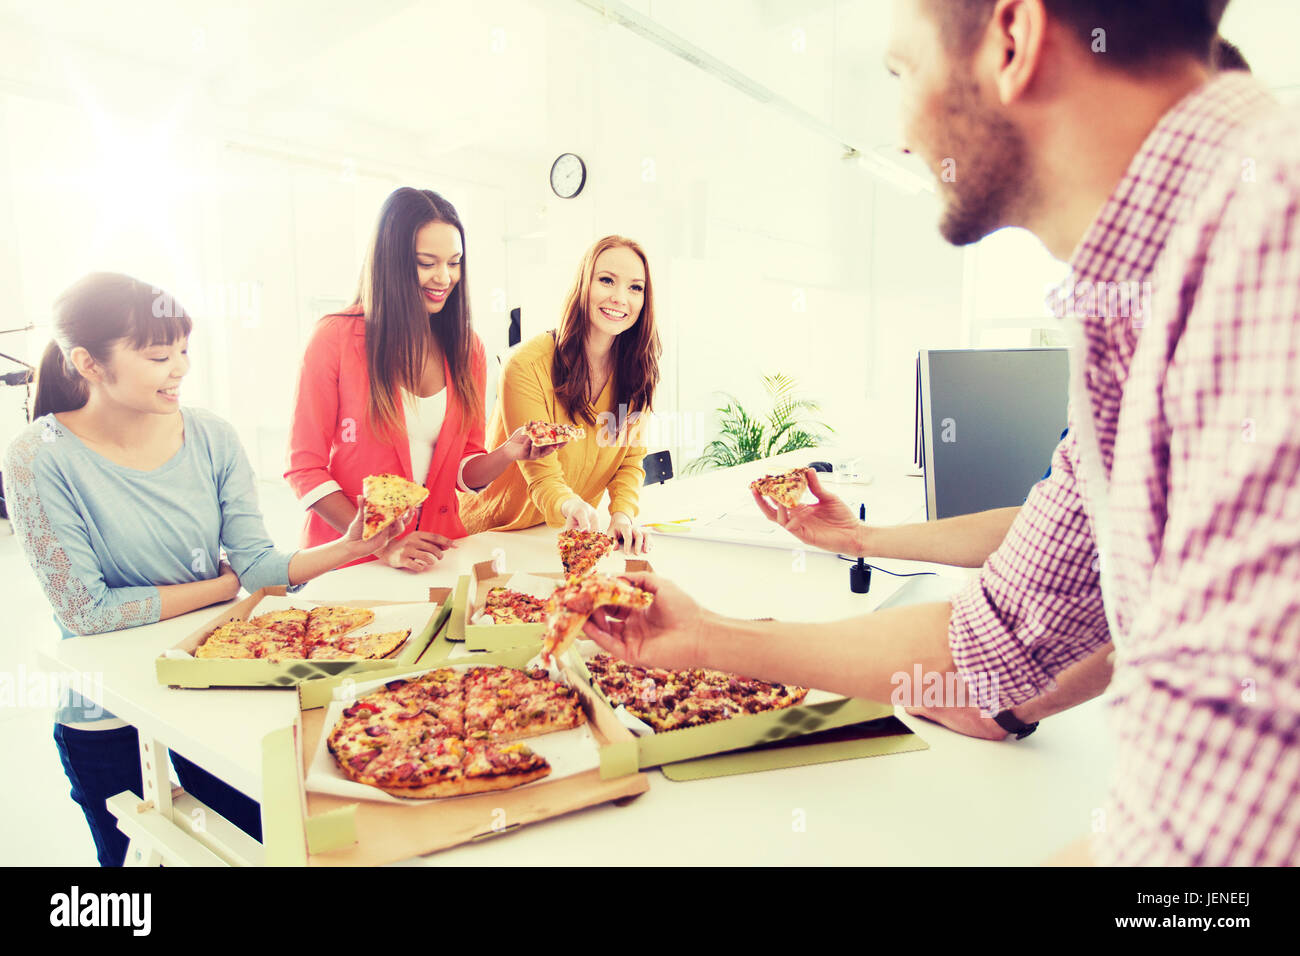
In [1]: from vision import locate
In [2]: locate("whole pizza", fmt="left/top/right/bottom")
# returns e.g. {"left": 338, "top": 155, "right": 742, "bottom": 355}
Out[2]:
{"left": 583, "top": 653, "right": 808, "bottom": 732}
{"left": 327, "top": 666, "right": 587, "bottom": 798}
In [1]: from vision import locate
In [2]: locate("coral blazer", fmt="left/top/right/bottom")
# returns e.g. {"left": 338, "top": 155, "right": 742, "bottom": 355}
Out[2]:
{"left": 285, "top": 310, "right": 487, "bottom": 558}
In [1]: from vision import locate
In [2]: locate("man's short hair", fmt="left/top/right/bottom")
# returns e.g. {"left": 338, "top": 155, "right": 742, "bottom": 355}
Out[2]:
{"left": 1212, "top": 37, "right": 1250, "bottom": 72}
{"left": 931, "top": 1, "right": 1231, "bottom": 68}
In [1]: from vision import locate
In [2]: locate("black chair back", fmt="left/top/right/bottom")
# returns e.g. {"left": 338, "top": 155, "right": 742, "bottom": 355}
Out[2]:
{"left": 643, "top": 450, "right": 673, "bottom": 485}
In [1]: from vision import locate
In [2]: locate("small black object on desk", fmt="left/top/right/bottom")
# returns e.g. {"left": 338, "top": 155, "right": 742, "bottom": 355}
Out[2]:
{"left": 850, "top": 503, "right": 871, "bottom": 593}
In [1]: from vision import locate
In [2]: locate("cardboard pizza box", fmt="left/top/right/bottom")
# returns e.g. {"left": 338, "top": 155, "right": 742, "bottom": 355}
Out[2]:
{"left": 452, "top": 558, "right": 654, "bottom": 653}
{"left": 567, "top": 642, "right": 894, "bottom": 770}
{"left": 155, "top": 585, "right": 454, "bottom": 689}
{"left": 282, "top": 645, "right": 648, "bottom": 864}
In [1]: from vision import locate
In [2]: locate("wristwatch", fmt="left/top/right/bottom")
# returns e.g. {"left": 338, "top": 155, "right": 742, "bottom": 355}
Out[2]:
{"left": 993, "top": 710, "right": 1039, "bottom": 739}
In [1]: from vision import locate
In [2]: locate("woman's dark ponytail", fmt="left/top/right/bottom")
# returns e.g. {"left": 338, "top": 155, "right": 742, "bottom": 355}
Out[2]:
{"left": 31, "top": 341, "right": 88, "bottom": 419}
{"left": 27, "top": 272, "right": 193, "bottom": 422}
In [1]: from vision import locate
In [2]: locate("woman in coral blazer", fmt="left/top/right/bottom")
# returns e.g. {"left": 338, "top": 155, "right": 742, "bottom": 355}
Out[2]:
{"left": 287, "top": 188, "right": 553, "bottom": 571}
{"left": 460, "top": 236, "right": 661, "bottom": 553}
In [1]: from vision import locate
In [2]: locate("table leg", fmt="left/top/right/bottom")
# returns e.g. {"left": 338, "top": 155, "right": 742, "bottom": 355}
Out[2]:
{"left": 138, "top": 732, "right": 174, "bottom": 819}
{"left": 110, "top": 733, "right": 173, "bottom": 867}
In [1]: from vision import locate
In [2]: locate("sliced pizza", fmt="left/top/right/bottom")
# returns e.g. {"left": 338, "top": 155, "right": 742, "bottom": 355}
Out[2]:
{"left": 749, "top": 468, "right": 810, "bottom": 509}
{"left": 524, "top": 420, "right": 585, "bottom": 447}
{"left": 325, "top": 665, "right": 584, "bottom": 798}
{"left": 361, "top": 473, "right": 429, "bottom": 540}
{"left": 557, "top": 528, "right": 616, "bottom": 577}
{"left": 583, "top": 652, "right": 808, "bottom": 733}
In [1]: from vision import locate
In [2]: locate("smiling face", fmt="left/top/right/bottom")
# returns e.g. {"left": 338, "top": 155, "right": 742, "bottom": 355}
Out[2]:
{"left": 414, "top": 220, "right": 463, "bottom": 314}
{"left": 886, "top": 0, "right": 1032, "bottom": 246}
{"left": 75, "top": 336, "right": 190, "bottom": 414}
{"left": 585, "top": 245, "right": 645, "bottom": 342}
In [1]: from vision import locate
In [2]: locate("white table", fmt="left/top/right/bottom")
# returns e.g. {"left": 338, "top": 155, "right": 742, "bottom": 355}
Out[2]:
{"left": 40, "top": 451, "right": 1115, "bottom": 865}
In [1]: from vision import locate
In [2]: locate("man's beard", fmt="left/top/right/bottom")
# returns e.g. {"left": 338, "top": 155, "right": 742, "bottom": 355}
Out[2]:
{"left": 936, "top": 77, "right": 1034, "bottom": 246}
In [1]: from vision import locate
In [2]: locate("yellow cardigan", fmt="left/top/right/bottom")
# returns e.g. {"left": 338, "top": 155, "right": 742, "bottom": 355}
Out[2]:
{"left": 459, "top": 333, "right": 647, "bottom": 532}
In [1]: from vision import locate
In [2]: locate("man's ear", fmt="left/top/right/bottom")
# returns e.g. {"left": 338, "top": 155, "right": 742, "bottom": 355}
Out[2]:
{"left": 991, "top": 0, "right": 1046, "bottom": 106}
{"left": 67, "top": 346, "right": 104, "bottom": 384}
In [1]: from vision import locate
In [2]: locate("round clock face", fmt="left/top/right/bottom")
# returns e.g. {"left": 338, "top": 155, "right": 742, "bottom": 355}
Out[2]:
{"left": 550, "top": 153, "right": 586, "bottom": 198}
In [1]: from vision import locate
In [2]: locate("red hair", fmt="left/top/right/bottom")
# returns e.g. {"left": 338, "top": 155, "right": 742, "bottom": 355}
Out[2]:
{"left": 552, "top": 236, "right": 661, "bottom": 426}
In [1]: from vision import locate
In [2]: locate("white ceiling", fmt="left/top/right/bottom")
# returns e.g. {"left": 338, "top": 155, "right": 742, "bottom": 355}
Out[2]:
{"left": 0, "top": 0, "right": 1294, "bottom": 158}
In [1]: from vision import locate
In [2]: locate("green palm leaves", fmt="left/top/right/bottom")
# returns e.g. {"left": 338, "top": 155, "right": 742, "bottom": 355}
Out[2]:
{"left": 685, "top": 374, "right": 832, "bottom": 474}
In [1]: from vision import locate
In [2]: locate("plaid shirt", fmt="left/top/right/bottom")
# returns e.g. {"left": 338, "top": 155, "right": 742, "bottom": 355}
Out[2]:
{"left": 947, "top": 73, "right": 1300, "bottom": 865}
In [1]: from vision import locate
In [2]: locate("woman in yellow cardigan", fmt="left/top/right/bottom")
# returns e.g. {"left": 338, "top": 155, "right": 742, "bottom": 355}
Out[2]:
{"left": 460, "top": 236, "right": 661, "bottom": 553}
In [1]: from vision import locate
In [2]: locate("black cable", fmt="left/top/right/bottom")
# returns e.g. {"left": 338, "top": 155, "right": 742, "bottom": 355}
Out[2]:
{"left": 837, "top": 554, "right": 938, "bottom": 578}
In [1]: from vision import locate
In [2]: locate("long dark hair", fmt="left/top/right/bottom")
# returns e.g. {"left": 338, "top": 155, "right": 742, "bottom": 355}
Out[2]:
{"left": 31, "top": 273, "right": 192, "bottom": 419}
{"left": 354, "top": 187, "right": 480, "bottom": 438}
{"left": 553, "top": 236, "right": 661, "bottom": 427}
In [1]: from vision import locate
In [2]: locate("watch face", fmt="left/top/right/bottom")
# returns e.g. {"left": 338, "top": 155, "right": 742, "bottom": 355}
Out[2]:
{"left": 550, "top": 153, "right": 586, "bottom": 198}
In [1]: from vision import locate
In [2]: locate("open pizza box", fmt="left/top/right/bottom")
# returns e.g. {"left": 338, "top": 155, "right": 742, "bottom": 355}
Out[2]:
{"left": 565, "top": 640, "right": 897, "bottom": 770}
{"left": 155, "top": 585, "right": 455, "bottom": 689}
{"left": 451, "top": 557, "right": 654, "bottom": 653}
{"left": 266, "top": 644, "right": 647, "bottom": 864}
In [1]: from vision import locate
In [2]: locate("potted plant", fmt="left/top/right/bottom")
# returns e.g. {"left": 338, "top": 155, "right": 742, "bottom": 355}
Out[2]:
{"left": 685, "top": 373, "right": 832, "bottom": 474}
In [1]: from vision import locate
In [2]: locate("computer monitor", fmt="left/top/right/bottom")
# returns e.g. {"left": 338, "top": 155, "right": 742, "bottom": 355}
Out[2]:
{"left": 917, "top": 347, "right": 1069, "bottom": 520}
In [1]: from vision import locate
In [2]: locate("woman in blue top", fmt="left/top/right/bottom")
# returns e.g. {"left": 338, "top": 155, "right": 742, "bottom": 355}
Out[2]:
{"left": 4, "top": 272, "right": 408, "bottom": 866}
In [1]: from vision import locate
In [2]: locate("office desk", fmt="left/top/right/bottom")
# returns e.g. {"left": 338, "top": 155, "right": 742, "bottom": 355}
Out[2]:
{"left": 40, "top": 451, "right": 1115, "bottom": 865}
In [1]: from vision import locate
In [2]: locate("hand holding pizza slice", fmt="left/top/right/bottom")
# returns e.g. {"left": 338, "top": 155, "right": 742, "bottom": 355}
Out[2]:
{"left": 540, "top": 573, "right": 654, "bottom": 664}
{"left": 360, "top": 474, "right": 430, "bottom": 541}
{"left": 751, "top": 467, "right": 864, "bottom": 557}
{"left": 580, "top": 571, "right": 705, "bottom": 672}
{"left": 749, "top": 468, "right": 810, "bottom": 509}
{"left": 524, "top": 420, "right": 585, "bottom": 447}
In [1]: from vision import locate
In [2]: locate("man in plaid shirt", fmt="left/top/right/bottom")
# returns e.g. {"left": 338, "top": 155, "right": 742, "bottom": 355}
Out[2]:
{"left": 583, "top": 0, "right": 1299, "bottom": 865}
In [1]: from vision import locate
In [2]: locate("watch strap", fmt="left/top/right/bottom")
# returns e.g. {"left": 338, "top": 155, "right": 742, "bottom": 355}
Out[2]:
{"left": 993, "top": 710, "right": 1039, "bottom": 740}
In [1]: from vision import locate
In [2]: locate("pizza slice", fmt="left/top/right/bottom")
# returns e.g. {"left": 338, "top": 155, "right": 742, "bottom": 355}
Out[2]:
{"left": 306, "top": 606, "right": 376, "bottom": 643}
{"left": 540, "top": 574, "right": 654, "bottom": 663}
{"left": 524, "top": 420, "right": 586, "bottom": 447}
{"left": 361, "top": 473, "right": 430, "bottom": 540}
{"left": 749, "top": 468, "right": 810, "bottom": 509}
{"left": 459, "top": 741, "right": 551, "bottom": 789}
{"left": 335, "top": 629, "right": 411, "bottom": 660}
{"left": 557, "top": 528, "right": 616, "bottom": 577}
